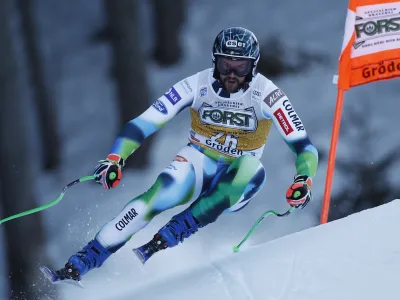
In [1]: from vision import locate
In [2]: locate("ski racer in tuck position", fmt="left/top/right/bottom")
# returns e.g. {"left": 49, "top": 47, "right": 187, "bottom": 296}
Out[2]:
{"left": 40, "top": 26, "right": 319, "bottom": 285}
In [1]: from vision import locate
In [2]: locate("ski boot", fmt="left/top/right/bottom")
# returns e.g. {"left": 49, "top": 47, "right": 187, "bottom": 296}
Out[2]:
{"left": 133, "top": 208, "right": 201, "bottom": 264}
{"left": 40, "top": 238, "right": 113, "bottom": 288}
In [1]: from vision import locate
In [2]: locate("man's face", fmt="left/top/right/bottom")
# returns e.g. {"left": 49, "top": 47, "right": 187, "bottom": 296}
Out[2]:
{"left": 219, "top": 73, "right": 246, "bottom": 93}
{"left": 216, "top": 57, "right": 252, "bottom": 93}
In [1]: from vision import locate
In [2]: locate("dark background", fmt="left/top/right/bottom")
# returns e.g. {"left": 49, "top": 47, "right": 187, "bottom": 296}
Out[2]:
{"left": 1, "top": 0, "right": 399, "bottom": 299}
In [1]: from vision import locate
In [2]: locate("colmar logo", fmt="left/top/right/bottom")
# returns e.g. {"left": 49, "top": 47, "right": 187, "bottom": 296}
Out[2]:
{"left": 282, "top": 100, "right": 304, "bottom": 131}
{"left": 274, "top": 108, "right": 293, "bottom": 135}
{"left": 180, "top": 79, "right": 193, "bottom": 93}
{"left": 115, "top": 208, "right": 139, "bottom": 231}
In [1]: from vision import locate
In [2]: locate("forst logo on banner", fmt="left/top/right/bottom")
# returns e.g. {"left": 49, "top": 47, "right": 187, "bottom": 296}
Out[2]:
{"left": 354, "top": 16, "right": 400, "bottom": 49}
{"left": 342, "top": 2, "right": 400, "bottom": 87}
{"left": 352, "top": 4, "right": 400, "bottom": 55}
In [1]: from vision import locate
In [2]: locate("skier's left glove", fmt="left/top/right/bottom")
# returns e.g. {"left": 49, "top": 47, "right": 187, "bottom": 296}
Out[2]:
{"left": 286, "top": 174, "right": 312, "bottom": 209}
{"left": 93, "top": 154, "right": 124, "bottom": 190}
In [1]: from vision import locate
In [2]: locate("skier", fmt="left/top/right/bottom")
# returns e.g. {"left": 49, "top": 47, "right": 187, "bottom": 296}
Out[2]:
{"left": 40, "top": 26, "right": 318, "bottom": 286}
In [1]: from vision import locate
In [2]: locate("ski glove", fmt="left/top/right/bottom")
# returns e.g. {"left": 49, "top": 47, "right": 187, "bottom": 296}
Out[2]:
{"left": 286, "top": 174, "right": 312, "bottom": 209}
{"left": 93, "top": 154, "right": 124, "bottom": 190}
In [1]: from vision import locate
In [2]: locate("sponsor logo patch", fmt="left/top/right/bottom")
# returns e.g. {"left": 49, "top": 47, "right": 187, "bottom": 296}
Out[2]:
{"left": 199, "top": 103, "right": 258, "bottom": 132}
{"left": 252, "top": 90, "right": 262, "bottom": 98}
{"left": 180, "top": 79, "right": 193, "bottom": 93}
{"left": 362, "top": 60, "right": 400, "bottom": 78}
{"left": 282, "top": 100, "right": 304, "bottom": 131}
{"left": 152, "top": 100, "right": 168, "bottom": 115}
{"left": 200, "top": 87, "right": 207, "bottom": 97}
{"left": 164, "top": 87, "right": 182, "bottom": 105}
{"left": 115, "top": 208, "right": 139, "bottom": 231}
{"left": 173, "top": 155, "right": 188, "bottom": 162}
{"left": 274, "top": 108, "right": 293, "bottom": 135}
{"left": 265, "top": 88, "right": 286, "bottom": 108}
{"left": 226, "top": 40, "right": 246, "bottom": 48}
{"left": 215, "top": 100, "right": 243, "bottom": 108}
{"left": 205, "top": 139, "right": 243, "bottom": 156}
{"left": 189, "top": 130, "right": 200, "bottom": 142}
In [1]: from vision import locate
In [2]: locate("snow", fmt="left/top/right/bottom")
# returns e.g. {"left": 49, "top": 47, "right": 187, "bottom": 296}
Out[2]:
{"left": 1, "top": 0, "right": 400, "bottom": 298}
{"left": 71, "top": 200, "right": 400, "bottom": 300}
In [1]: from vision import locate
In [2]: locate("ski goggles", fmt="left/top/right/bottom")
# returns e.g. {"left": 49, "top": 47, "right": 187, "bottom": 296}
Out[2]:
{"left": 216, "top": 56, "right": 253, "bottom": 77}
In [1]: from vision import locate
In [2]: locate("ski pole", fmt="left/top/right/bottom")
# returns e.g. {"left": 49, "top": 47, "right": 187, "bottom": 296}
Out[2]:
{"left": 0, "top": 175, "right": 94, "bottom": 225}
{"left": 233, "top": 206, "right": 296, "bottom": 252}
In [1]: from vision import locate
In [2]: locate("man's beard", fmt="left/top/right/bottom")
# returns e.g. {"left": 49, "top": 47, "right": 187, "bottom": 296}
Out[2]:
{"left": 222, "top": 77, "right": 244, "bottom": 93}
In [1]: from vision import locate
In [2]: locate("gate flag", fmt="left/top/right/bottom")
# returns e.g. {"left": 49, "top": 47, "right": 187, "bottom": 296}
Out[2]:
{"left": 321, "top": 0, "right": 400, "bottom": 224}
{"left": 338, "top": 0, "right": 400, "bottom": 89}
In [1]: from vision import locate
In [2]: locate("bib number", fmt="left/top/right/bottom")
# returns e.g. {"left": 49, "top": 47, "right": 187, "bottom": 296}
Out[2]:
{"left": 210, "top": 133, "right": 238, "bottom": 149}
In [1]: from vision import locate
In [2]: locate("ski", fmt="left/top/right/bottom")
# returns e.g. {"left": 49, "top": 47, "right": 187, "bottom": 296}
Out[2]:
{"left": 39, "top": 265, "right": 84, "bottom": 288}
{"left": 132, "top": 241, "right": 156, "bottom": 264}
{"left": 133, "top": 233, "right": 168, "bottom": 264}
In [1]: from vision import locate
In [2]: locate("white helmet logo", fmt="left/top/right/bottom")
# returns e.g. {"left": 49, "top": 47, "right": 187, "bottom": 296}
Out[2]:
{"left": 226, "top": 40, "right": 237, "bottom": 47}
{"left": 226, "top": 40, "right": 245, "bottom": 48}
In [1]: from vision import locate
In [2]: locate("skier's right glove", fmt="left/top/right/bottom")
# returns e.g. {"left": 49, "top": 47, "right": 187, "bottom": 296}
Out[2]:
{"left": 285, "top": 174, "right": 312, "bottom": 209}
{"left": 93, "top": 154, "right": 124, "bottom": 190}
